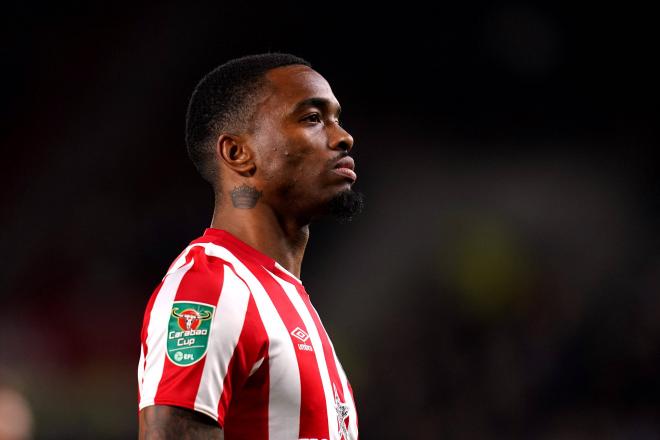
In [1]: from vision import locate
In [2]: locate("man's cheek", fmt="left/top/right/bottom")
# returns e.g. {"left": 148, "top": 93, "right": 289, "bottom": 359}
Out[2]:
{"left": 281, "top": 148, "right": 309, "bottom": 171}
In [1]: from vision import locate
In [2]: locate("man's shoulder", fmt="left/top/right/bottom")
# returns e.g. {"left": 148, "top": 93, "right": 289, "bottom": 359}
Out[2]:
{"left": 144, "top": 240, "right": 251, "bottom": 313}
{"left": 164, "top": 238, "right": 241, "bottom": 279}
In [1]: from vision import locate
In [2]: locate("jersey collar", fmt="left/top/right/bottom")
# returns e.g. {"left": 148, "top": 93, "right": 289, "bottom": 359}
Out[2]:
{"left": 200, "top": 228, "right": 303, "bottom": 285}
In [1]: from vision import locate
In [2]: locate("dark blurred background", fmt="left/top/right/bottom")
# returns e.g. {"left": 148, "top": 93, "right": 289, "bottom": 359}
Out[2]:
{"left": 1, "top": 2, "right": 658, "bottom": 439}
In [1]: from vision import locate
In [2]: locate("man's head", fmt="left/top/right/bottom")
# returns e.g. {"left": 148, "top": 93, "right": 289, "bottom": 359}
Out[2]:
{"left": 185, "top": 53, "right": 363, "bottom": 223}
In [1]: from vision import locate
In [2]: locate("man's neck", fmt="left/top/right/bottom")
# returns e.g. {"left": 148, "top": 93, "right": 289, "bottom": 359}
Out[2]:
{"left": 210, "top": 202, "right": 310, "bottom": 279}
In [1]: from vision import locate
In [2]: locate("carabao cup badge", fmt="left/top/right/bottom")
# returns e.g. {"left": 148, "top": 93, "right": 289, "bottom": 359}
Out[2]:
{"left": 166, "top": 301, "right": 215, "bottom": 366}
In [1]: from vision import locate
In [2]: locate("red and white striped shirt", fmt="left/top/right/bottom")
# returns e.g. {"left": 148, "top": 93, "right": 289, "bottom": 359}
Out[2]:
{"left": 138, "top": 228, "right": 358, "bottom": 440}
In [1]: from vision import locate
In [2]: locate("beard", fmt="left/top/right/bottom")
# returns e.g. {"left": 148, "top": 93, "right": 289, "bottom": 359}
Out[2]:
{"left": 327, "top": 189, "right": 365, "bottom": 223}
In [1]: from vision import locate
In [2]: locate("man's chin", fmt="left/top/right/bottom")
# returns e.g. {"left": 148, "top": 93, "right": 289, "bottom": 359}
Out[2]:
{"left": 325, "top": 189, "right": 365, "bottom": 223}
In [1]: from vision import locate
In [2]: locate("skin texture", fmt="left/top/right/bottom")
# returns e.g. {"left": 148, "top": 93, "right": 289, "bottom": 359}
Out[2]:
{"left": 139, "top": 64, "right": 355, "bottom": 438}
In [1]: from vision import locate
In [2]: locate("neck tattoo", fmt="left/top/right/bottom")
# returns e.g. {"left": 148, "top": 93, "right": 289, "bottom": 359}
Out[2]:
{"left": 231, "top": 184, "right": 262, "bottom": 209}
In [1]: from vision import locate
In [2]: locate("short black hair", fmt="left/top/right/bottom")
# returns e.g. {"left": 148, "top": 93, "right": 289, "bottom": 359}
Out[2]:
{"left": 185, "top": 53, "right": 311, "bottom": 186}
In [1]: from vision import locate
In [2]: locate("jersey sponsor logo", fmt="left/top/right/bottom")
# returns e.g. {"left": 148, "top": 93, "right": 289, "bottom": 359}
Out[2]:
{"left": 290, "top": 326, "right": 310, "bottom": 342}
{"left": 297, "top": 343, "right": 314, "bottom": 352}
{"left": 166, "top": 301, "right": 215, "bottom": 366}
{"left": 290, "top": 327, "right": 314, "bottom": 352}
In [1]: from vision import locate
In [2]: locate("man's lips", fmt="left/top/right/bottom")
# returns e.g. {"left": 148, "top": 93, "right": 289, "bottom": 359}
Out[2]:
{"left": 332, "top": 156, "right": 357, "bottom": 182}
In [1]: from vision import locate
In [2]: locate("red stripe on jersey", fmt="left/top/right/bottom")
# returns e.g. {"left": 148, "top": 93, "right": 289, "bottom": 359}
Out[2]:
{"left": 154, "top": 248, "right": 225, "bottom": 408}
{"left": 247, "top": 261, "right": 330, "bottom": 439}
{"left": 274, "top": 268, "right": 351, "bottom": 436}
{"left": 223, "top": 294, "right": 270, "bottom": 438}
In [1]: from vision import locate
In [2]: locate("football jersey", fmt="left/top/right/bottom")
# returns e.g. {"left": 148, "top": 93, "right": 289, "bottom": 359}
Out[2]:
{"left": 138, "top": 228, "right": 358, "bottom": 440}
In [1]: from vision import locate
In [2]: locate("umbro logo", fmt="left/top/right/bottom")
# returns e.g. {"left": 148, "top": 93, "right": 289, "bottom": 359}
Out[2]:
{"left": 290, "top": 327, "right": 310, "bottom": 343}
{"left": 291, "top": 327, "right": 313, "bottom": 352}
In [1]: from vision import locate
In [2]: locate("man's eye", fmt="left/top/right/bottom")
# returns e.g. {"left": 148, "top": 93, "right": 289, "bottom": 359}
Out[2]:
{"left": 303, "top": 113, "right": 321, "bottom": 123}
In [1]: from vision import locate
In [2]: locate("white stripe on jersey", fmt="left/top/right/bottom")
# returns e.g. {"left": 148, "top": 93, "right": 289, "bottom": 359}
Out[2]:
{"left": 194, "top": 265, "right": 251, "bottom": 419}
{"left": 266, "top": 271, "right": 338, "bottom": 440}
{"left": 198, "top": 243, "right": 302, "bottom": 440}
{"left": 139, "top": 259, "right": 195, "bottom": 408}
{"left": 137, "top": 345, "right": 145, "bottom": 398}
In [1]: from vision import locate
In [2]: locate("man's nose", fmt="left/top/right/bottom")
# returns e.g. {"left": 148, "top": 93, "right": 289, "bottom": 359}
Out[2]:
{"left": 330, "top": 124, "right": 354, "bottom": 152}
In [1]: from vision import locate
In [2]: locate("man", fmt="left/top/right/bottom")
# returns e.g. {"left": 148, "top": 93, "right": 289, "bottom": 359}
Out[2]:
{"left": 138, "top": 53, "right": 363, "bottom": 440}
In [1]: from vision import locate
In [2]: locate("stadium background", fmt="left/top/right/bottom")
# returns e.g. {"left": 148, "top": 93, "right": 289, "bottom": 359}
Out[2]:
{"left": 1, "top": 2, "right": 658, "bottom": 438}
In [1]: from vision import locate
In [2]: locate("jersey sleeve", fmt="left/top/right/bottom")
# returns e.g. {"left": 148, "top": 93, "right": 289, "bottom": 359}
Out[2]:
{"left": 138, "top": 245, "right": 267, "bottom": 426}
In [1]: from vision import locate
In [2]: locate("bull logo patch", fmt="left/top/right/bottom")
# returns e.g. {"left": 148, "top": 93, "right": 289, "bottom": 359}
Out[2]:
{"left": 166, "top": 301, "right": 215, "bottom": 366}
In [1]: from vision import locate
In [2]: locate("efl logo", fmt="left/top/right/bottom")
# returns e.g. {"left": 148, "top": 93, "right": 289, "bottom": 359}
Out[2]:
{"left": 290, "top": 327, "right": 310, "bottom": 343}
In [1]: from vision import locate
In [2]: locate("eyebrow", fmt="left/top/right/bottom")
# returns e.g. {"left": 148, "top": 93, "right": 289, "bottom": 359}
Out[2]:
{"left": 291, "top": 97, "right": 342, "bottom": 117}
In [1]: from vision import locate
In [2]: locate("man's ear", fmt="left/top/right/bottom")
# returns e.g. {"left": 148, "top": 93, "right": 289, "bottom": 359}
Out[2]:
{"left": 216, "top": 133, "right": 256, "bottom": 177}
